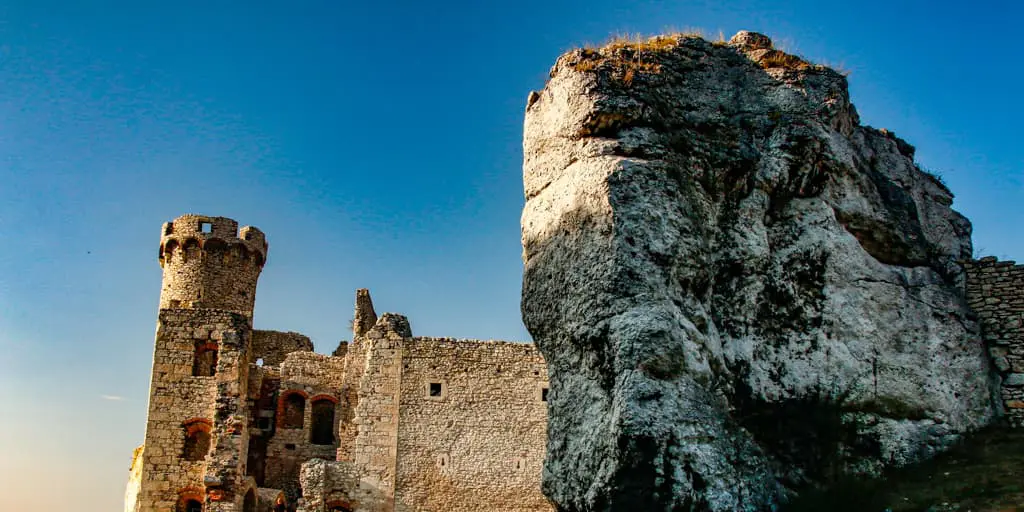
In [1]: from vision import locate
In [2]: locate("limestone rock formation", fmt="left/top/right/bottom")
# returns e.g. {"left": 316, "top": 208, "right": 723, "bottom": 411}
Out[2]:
{"left": 521, "top": 31, "right": 997, "bottom": 511}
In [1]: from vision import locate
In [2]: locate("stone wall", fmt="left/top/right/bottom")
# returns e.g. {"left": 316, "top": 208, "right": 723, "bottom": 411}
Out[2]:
{"left": 137, "top": 308, "right": 251, "bottom": 511}
{"left": 253, "top": 331, "right": 314, "bottom": 367}
{"left": 264, "top": 352, "right": 347, "bottom": 501}
{"left": 345, "top": 319, "right": 404, "bottom": 512}
{"left": 158, "top": 214, "right": 267, "bottom": 316}
{"left": 965, "top": 257, "right": 1024, "bottom": 424}
{"left": 394, "top": 337, "right": 552, "bottom": 512}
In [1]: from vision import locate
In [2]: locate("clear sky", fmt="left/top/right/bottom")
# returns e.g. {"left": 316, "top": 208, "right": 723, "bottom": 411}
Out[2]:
{"left": 0, "top": 0, "right": 1020, "bottom": 509}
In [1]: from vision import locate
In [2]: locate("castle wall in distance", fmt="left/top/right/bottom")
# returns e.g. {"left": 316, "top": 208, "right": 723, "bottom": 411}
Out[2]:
{"left": 128, "top": 214, "right": 552, "bottom": 512}
{"left": 965, "top": 257, "right": 1024, "bottom": 425}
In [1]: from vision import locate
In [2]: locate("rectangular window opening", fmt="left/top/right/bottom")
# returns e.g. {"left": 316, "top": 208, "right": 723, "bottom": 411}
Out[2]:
{"left": 429, "top": 382, "right": 443, "bottom": 397}
{"left": 541, "top": 388, "right": 549, "bottom": 402}
{"left": 200, "top": 221, "right": 213, "bottom": 233}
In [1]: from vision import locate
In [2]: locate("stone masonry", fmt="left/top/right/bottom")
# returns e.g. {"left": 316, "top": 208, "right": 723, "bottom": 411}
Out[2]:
{"left": 126, "top": 214, "right": 553, "bottom": 512}
{"left": 126, "top": 213, "right": 1014, "bottom": 512}
{"left": 965, "top": 257, "right": 1024, "bottom": 424}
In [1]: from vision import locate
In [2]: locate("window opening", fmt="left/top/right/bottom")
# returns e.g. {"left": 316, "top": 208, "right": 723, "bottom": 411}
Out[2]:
{"left": 180, "top": 499, "right": 203, "bottom": 512}
{"left": 429, "top": 382, "right": 442, "bottom": 397}
{"left": 192, "top": 343, "right": 218, "bottom": 377}
{"left": 541, "top": 388, "right": 549, "bottom": 402}
{"left": 281, "top": 393, "right": 305, "bottom": 428}
{"left": 310, "top": 399, "right": 336, "bottom": 445}
{"left": 200, "top": 221, "right": 213, "bottom": 233}
{"left": 183, "top": 429, "right": 211, "bottom": 461}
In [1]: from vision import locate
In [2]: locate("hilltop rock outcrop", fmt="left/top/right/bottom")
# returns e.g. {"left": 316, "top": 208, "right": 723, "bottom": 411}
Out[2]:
{"left": 521, "top": 31, "right": 996, "bottom": 511}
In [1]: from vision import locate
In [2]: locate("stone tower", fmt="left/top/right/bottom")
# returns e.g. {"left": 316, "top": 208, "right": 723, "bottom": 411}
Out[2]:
{"left": 158, "top": 214, "right": 267, "bottom": 316}
{"left": 134, "top": 214, "right": 267, "bottom": 512}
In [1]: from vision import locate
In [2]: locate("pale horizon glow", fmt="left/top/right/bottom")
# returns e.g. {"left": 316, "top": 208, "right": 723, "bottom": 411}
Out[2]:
{"left": 1, "top": 1, "right": 1021, "bottom": 510}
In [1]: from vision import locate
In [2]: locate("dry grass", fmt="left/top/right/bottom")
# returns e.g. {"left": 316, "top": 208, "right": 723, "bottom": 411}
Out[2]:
{"left": 569, "top": 32, "right": 701, "bottom": 85}
{"left": 756, "top": 49, "right": 813, "bottom": 71}
{"left": 569, "top": 30, "right": 838, "bottom": 83}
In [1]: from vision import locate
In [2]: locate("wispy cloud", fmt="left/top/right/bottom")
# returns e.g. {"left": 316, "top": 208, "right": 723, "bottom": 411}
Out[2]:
{"left": 100, "top": 395, "right": 126, "bottom": 401}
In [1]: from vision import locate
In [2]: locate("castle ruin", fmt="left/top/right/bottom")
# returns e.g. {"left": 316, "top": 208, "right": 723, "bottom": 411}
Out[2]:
{"left": 124, "top": 214, "right": 553, "bottom": 512}
{"left": 124, "top": 212, "right": 1024, "bottom": 511}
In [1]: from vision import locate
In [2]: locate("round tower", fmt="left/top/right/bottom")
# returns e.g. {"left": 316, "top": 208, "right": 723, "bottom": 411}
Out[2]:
{"left": 157, "top": 214, "right": 268, "bottom": 316}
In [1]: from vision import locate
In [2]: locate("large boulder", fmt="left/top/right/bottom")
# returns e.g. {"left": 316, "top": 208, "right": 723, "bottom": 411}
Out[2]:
{"left": 520, "top": 31, "right": 996, "bottom": 511}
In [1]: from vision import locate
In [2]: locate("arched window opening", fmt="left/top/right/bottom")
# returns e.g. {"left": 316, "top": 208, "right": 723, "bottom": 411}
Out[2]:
{"left": 193, "top": 342, "right": 218, "bottom": 377}
{"left": 281, "top": 393, "right": 305, "bottom": 429}
{"left": 182, "top": 420, "right": 212, "bottom": 461}
{"left": 310, "top": 398, "right": 336, "bottom": 445}
{"left": 176, "top": 494, "right": 203, "bottom": 512}
{"left": 243, "top": 489, "right": 256, "bottom": 512}
{"left": 183, "top": 429, "right": 210, "bottom": 461}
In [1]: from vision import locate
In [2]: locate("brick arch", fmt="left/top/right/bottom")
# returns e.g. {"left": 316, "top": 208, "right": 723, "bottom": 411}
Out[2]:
{"left": 277, "top": 389, "right": 308, "bottom": 429}
{"left": 326, "top": 499, "right": 354, "bottom": 512}
{"left": 309, "top": 393, "right": 338, "bottom": 404}
{"left": 181, "top": 418, "right": 213, "bottom": 461}
{"left": 176, "top": 487, "right": 205, "bottom": 512}
{"left": 182, "top": 417, "right": 212, "bottom": 432}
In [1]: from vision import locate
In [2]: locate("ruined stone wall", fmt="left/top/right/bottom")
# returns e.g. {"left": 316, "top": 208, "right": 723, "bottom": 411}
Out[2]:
{"left": 336, "top": 339, "right": 366, "bottom": 463}
{"left": 393, "top": 338, "right": 552, "bottom": 512}
{"left": 965, "top": 257, "right": 1024, "bottom": 424}
{"left": 345, "top": 324, "right": 404, "bottom": 512}
{"left": 264, "top": 352, "right": 347, "bottom": 501}
{"left": 137, "top": 308, "right": 251, "bottom": 511}
{"left": 204, "top": 329, "right": 254, "bottom": 512}
{"left": 253, "top": 330, "right": 314, "bottom": 367}
{"left": 125, "top": 445, "right": 144, "bottom": 512}
{"left": 158, "top": 214, "right": 267, "bottom": 316}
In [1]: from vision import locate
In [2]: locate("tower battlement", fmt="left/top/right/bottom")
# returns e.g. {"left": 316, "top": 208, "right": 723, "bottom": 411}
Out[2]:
{"left": 158, "top": 214, "right": 267, "bottom": 316}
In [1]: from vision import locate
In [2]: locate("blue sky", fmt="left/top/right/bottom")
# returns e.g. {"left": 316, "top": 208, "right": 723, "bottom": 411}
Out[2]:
{"left": 0, "top": 0, "right": 1020, "bottom": 509}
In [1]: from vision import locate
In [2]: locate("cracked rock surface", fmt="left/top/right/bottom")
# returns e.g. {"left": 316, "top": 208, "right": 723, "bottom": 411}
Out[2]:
{"left": 520, "top": 31, "right": 996, "bottom": 511}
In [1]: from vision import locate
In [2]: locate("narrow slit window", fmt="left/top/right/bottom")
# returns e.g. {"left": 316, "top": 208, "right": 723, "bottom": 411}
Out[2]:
{"left": 541, "top": 388, "right": 549, "bottom": 402}
{"left": 192, "top": 343, "right": 218, "bottom": 377}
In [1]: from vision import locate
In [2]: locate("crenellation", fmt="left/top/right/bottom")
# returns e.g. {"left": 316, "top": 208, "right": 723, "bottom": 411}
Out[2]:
{"left": 130, "top": 214, "right": 559, "bottom": 511}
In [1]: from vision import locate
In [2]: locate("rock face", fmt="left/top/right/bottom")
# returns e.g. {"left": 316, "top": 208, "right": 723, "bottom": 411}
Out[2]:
{"left": 521, "top": 32, "right": 997, "bottom": 511}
